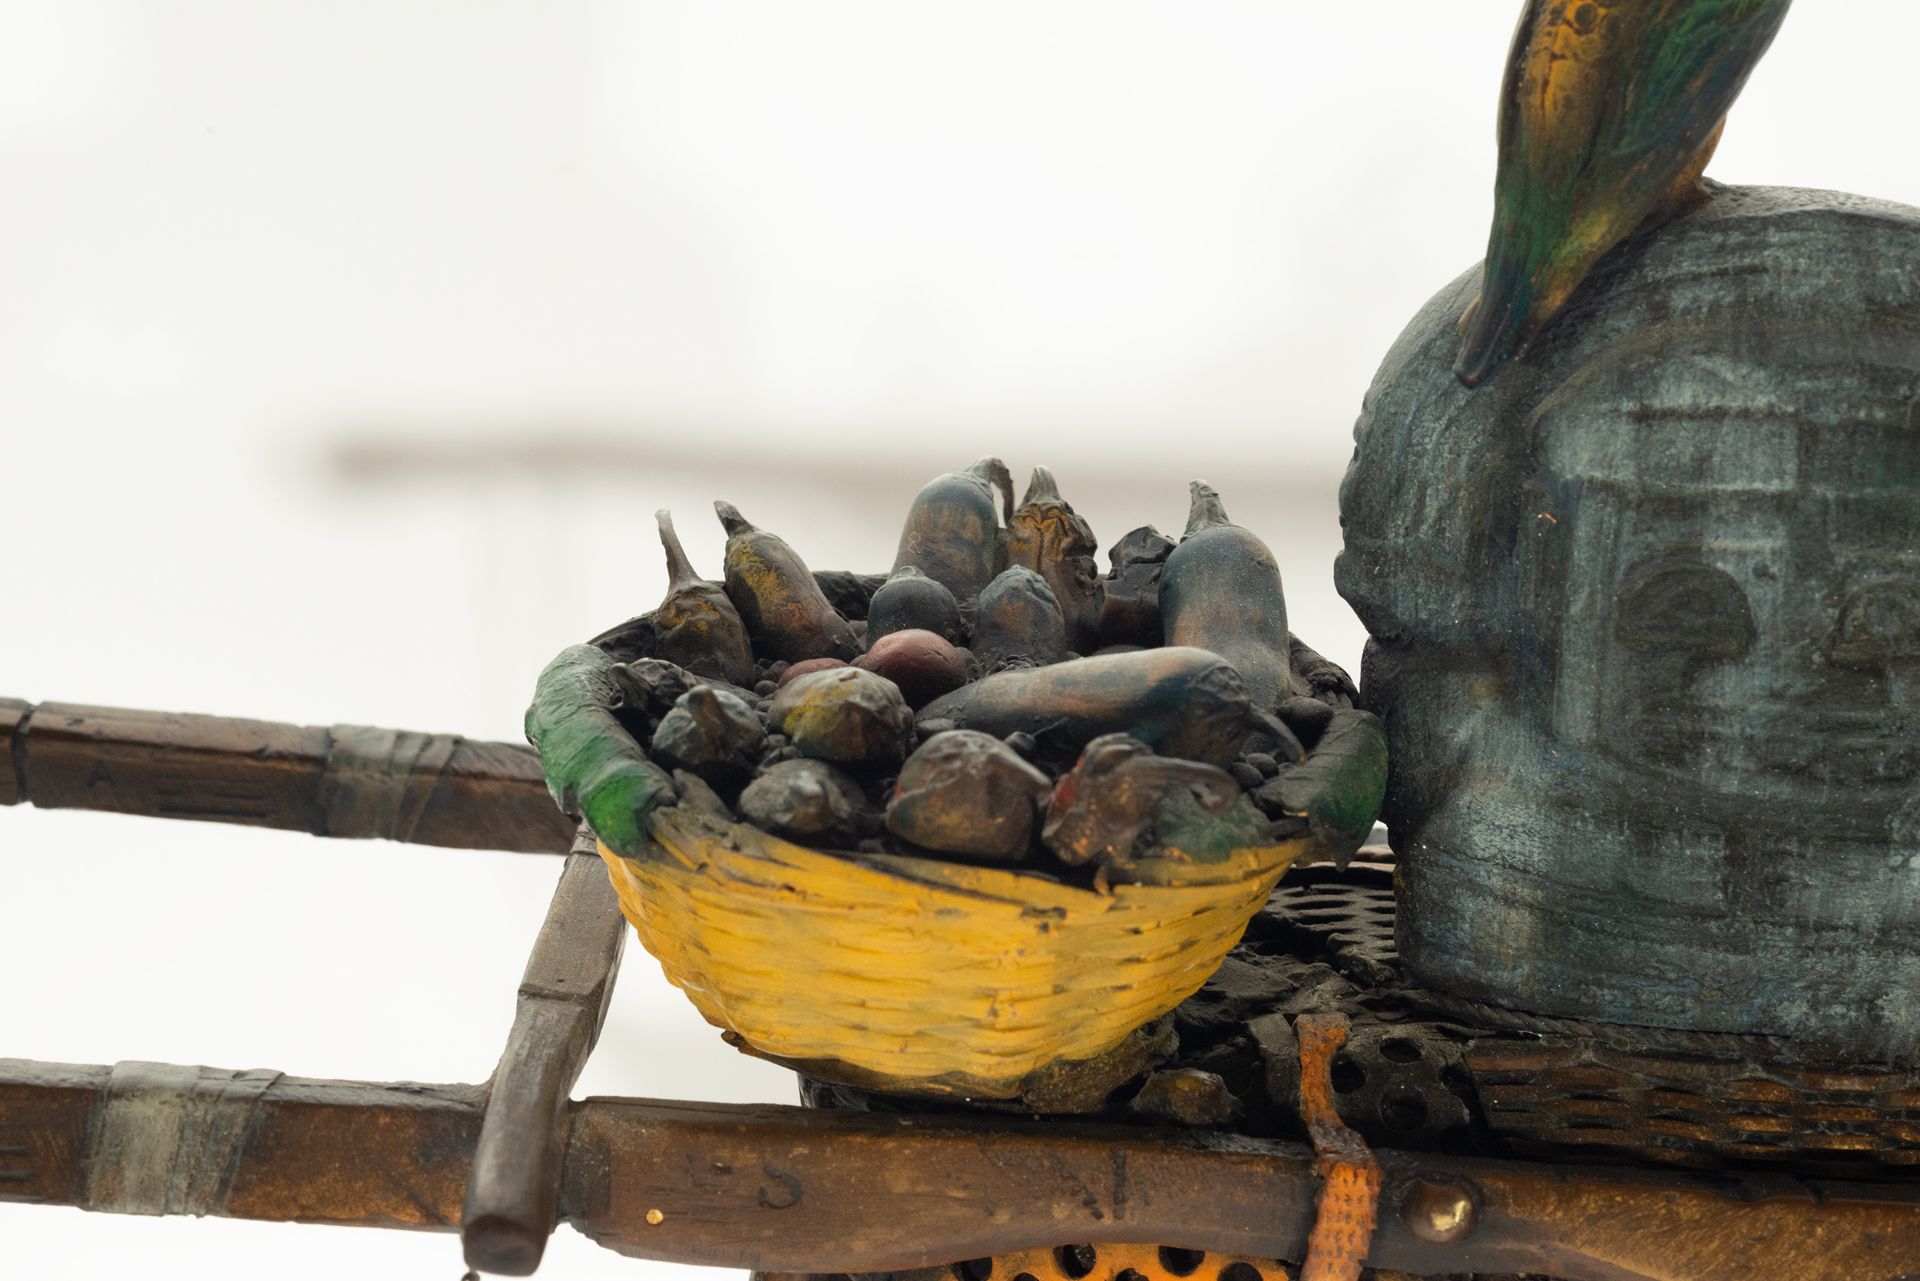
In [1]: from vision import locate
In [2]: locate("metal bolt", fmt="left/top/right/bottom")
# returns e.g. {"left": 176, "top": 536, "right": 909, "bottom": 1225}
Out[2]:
{"left": 1400, "top": 1180, "right": 1475, "bottom": 1244}
{"left": 645, "top": 1208, "right": 665, "bottom": 1226}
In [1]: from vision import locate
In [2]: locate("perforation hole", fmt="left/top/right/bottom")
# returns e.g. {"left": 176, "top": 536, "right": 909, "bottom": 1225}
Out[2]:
{"left": 1053, "top": 1246, "right": 1097, "bottom": 1279}
{"left": 1158, "top": 1247, "right": 1206, "bottom": 1277}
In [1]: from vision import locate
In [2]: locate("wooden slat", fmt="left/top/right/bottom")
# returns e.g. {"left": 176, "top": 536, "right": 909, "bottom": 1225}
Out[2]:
{"left": 0, "top": 1059, "right": 482, "bottom": 1227}
{"left": 5, "top": 699, "right": 572, "bottom": 853}
{"left": 0, "top": 698, "right": 29, "bottom": 807}
{"left": 5, "top": 1058, "right": 1920, "bottom": 1280}
{"left": 462, "top": 825, "right": 626, "bottom": 1274}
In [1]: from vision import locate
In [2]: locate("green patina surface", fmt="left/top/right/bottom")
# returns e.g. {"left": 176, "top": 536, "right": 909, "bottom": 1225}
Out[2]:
{"left": 526, "top": 644, "right": 676, "bottom": 856}
{"left": 1265, "top": 710, "right": 1388, "bottom": 855}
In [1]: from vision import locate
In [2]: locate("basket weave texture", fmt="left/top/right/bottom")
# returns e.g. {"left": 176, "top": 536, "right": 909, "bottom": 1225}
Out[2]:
{"left": 599, "top": 805, "right": 1308, "bottom": 1099}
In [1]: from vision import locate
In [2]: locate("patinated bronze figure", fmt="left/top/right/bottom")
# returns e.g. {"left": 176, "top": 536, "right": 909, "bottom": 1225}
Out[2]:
{"left": 1349, "top": 186, "right": 1920, "bottom": 1061}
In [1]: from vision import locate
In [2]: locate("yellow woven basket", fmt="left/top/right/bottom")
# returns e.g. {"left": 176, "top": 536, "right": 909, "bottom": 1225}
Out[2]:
{"left": 598, "top": 803, "right": 1310, "bottom": 1100}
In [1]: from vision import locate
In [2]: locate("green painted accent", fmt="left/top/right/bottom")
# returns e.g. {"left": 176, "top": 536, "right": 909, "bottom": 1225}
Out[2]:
{"left": 1153, "top": 790, "right": 1272, "bottom": 868}
{"left": 526, "top": 644, "right": 677, "bottom": 856}
{"left": 1268, "top": 710, "right": 1388, "bottom": 853}
{"left": 1459, "top": 0, "right": 1792, "bottom": 384}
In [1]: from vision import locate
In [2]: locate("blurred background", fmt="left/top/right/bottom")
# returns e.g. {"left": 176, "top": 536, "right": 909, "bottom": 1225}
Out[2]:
{"left": 4, "top": 3, "right": 1917, "bottom": 1277}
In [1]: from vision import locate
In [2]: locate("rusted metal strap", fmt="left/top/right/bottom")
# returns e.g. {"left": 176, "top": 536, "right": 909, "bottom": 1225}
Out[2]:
{"left": 462, "top": 824, "right": 627, "bottom": 1275}
{"left": 83, "top": 1062, "right": 284, "bottom": 1216}
{"left": 318, "top": 724, "right": 458, "bottom": 841}
{"left": 1295, "top": 1014, "right": 1381, "bottom": 1281}
{"left": 1, "top": 698, "right": 573, "bottom": 852}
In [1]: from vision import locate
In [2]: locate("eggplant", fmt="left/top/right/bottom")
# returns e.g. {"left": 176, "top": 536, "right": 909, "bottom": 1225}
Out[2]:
{"left": 1159, "top": 482, "right": 1304, "bottom": 714}
{"left": 652, "top": 510, "right": 755, "bottom": 686}
{"left": 915, "top": 645, "right": 1257, "bottom": 767}
{"left": 715, "top": 500, "right": 860, "bottom": 663}
{"left": 867, "top": 565, "right": 964, "bottom": 645}
{"left": 972, "top": 566, "right": 1068, "bottom": 673}
{"left": 1006, "top": 466, "right": 1100, "bottom": 652}
{"left": 525, "top": 644, "right": 677, "bottom": 856}
{"left": 891, "top": 457, "right": 1013, "bottom": 601}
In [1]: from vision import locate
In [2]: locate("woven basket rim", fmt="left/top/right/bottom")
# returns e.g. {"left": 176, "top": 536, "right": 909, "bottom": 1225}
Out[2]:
{"left": 640, "top": 801, "right": 1301, "bottom": 902}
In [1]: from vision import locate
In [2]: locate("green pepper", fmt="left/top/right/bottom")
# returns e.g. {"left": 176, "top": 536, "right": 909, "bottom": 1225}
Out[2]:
{"left": 525, "top": 644, "right": 677, "bottom": 856}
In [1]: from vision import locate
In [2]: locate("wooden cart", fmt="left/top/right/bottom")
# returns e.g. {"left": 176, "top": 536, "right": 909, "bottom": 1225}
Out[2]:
{"left": 4, "top": 696, "right": 1917, "bottom": 1281}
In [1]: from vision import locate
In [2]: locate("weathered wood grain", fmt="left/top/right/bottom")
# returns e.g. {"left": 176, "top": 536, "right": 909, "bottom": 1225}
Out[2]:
{"left": 3, "top": 699, "right": 572, "bottom": 853}
{"left": 462, "top": 825, "right": 626, "bottom": 1275}
{"left": 4, "top": 1058, "right": 1918, "bottom": 1280}
{"left": 0, "top": 1059, "right": 482, "bottom": 1229}
{"left": 0, "top": 698, "right": 29, "bottom": 807}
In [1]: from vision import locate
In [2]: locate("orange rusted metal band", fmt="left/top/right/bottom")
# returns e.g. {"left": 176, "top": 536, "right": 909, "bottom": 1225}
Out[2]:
{"left": 1295, "top": 1013, "right": 1381, "bottom": 1281}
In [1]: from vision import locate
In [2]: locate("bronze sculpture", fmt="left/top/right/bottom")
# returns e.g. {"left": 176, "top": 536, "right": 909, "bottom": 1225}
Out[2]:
{"left": 7, "top": 1, "right": 1920, "bottom": 1276}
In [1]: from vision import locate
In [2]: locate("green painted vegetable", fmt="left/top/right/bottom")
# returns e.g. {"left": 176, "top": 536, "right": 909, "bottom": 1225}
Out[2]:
{"left": 653, "top": 510, "right": 755, "bottom": 686}
{"left": 1254, "top": 709, "right": 1388, "bottom": 865}
{"left": 972, "top": 566, "right": 1067, "bottom": 673}
{"left": 715, "top": 501, "right": 861, "bottom": 663}
{"left": 891, "top": 457, "right": 1013, "bottom": 601}
{"left": 1007, "top": 466, "right": 1100, "bottom": 652}
{"left": 1160, "top": 482, "right": 1304, "bottom": 714}
{"left": 916, "top": 645, "right": 1256, "bottom": 767}
{"left": 526, "top": 644, "right": 677, "bottom": 856}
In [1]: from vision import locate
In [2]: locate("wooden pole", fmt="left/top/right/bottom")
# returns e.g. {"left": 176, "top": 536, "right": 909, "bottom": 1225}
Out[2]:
{"left": 2, "top": 698, "right": 573, "bottom": 854}
{"left": 5, "top": 1057, "right": 1919, "bottom": 1280}
{"left": 462, "top": 825, "right": 627, "bottom": 1274}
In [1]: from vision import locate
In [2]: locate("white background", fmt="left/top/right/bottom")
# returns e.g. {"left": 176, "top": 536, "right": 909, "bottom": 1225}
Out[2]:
{"left": 4, "top": 3, "right": 1917, "bottom": 1278}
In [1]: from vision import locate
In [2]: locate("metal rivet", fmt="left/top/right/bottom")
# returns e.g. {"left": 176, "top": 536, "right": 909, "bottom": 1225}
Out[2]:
{"left": 645, "top": 1208, "right": 665, "bottom": 1226}
{"left": 1400, "top": 1180, "right": 1475, "bottom": 1244}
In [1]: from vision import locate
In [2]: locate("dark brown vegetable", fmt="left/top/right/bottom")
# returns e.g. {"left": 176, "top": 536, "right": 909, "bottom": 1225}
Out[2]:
{"left": 768, "top": 666, "right": 916, "bottom": 766}
{"left": 809, "top": 569, "right": 889, "bottom": 621}
{"left": 972, "top": 566, "right": 1068, "bottom": 674}
{"left": 915, "top": 646, "right": 1257, "bottom": 767}
{"left": 715, "top": 501, "right": 860, "bottom": 663}
{"left": 890, "top": 457, "right": 1013, "bottom": 601}
{"left": 884, "top": 730, "right": 1051, "bottom": 861}
{"left": 738, "top": 758, "right": 875, "bottom": 845}
{"left": 1160, "top": 482, "right": 1303, "bottom": 714}
{"left": 867, "top": 566, "right": 964, "bottom": 645}
{"left": 653, "top": 510, "right": 755, "bottom": 686}
{"left": 1098, "top": 524, "right": 1175, "bottom": 648}
{"left": 776, "top": 657, "right": 849, "bottom": 687}
{"left": 647, "top": 685, "right": 766, "bottom": 789}
{"left": 1040, "top": 732, "right": 1265, "bottom": 884}
{"left": 1007, "top": 466, "right": 1100, "bottom": 652}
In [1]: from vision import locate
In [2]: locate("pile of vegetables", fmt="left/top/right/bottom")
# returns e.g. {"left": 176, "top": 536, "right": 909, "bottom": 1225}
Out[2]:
{"left": 529, "top": 459, "right": 1386, "bottom": 888}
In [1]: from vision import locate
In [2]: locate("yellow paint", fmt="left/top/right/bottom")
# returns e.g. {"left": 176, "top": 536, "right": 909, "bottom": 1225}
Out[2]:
{"left": 599, "top": 806, "right": 1309, "bottom": 1099}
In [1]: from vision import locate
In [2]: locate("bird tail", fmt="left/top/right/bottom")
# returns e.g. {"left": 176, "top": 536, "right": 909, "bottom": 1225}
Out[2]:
{"left": 1453, "top": 257, "right": 1535, "bottom": 388}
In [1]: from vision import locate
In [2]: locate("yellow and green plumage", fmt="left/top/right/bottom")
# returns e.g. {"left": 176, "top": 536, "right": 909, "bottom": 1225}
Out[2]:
{"left": 1455, "top": 0, "right": 1793, "bottom": 386}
